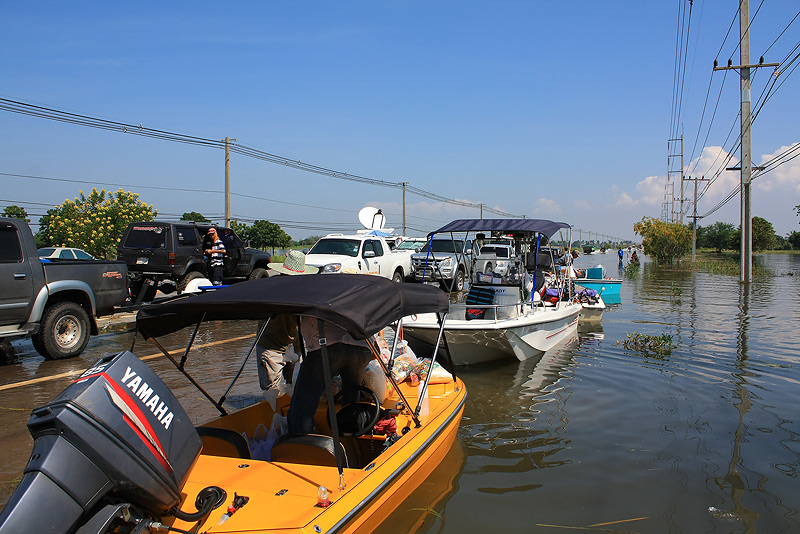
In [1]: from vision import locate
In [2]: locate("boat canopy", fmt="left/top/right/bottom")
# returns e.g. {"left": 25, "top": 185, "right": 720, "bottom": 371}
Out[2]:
{"left": 429, "top": 219, "right": 571, "bottom": 238}
{"left": 136, "top": 274, "right": 449, "bottom": 340}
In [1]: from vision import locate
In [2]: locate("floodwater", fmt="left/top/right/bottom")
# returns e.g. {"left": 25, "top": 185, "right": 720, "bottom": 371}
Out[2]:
{"left": 1, "top": 252, "right": 799, "bottom": 533}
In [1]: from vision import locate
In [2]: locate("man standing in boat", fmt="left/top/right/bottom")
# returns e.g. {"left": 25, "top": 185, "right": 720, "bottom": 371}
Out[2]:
{"left": 256, "top": 251, "right": 318, "bottom": 410}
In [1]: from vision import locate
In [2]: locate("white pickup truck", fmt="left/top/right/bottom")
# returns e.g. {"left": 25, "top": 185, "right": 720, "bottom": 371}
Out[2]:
{"left": 304, "top": 233, "right": 415, "bottom": 283}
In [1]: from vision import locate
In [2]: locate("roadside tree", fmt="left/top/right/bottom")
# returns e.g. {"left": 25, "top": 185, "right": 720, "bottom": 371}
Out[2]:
{"left": 633, "top": 217, "right": 691, "bottom": 265}
{"left": 230, "top": 220, "right": 251, "bottom": 242}
{"left": 180, "top": 211, "right": 210, "bottom": 222}
{"left": 44, "top": 188, "right": 156, "bottom": 259}
{"left": 752, "top": 216, "right": 777, "bottom": 251}
{"left": 704, "top": 221, "right": 736, "bottom": 253}
{"left": 2, "top": 205, "right": 29, "bottom": 222}
{"left": 249, "top": 220, "right": 291, "bottom": 254}
{"left": 788, "top": 231, "right": 800, "bottom": 250}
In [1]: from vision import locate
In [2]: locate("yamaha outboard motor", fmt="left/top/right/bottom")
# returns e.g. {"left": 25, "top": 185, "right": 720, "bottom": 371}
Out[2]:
{"left": 0, "top": 351, "right": 202, "bottom": 534}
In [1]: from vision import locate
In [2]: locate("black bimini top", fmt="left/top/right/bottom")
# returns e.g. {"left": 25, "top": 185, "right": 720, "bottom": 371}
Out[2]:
{"left": 136, "top": 274, "right": 449, "bottom": 340}
{"left": 430, "top": 219, "right": 571, "bottom": 239}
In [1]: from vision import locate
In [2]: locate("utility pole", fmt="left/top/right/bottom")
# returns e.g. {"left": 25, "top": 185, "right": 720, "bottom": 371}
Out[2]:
{"left": 713, "top": 0, "right": 777, "bottom": 283}
{"left": 224, "top": 137, "right": 236, "bottom": 227}
{"left": 401, "top": 182, "right": 407, "bottom": 236}
{"left": 688, "top": 175, "right": 710, "bottom": 261}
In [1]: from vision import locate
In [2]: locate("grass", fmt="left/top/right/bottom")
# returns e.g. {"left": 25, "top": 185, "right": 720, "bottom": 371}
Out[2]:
{"left": 660, "top": 252, "right": 772, "bottom": 276}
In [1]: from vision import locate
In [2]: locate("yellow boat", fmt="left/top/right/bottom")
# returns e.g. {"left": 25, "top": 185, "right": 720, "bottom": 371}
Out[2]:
{"left": 0, "top": 274, "right": 466, "bottom": 534}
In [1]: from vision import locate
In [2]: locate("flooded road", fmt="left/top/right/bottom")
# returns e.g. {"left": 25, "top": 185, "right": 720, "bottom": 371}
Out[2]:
{"left": 2, "top": 252, "right": 799, "bottom": 533}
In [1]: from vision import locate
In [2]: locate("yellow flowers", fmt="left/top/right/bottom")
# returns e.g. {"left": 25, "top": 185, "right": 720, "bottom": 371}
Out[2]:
{"left": 43, "top": 188, "right": 155, "bottom": 259}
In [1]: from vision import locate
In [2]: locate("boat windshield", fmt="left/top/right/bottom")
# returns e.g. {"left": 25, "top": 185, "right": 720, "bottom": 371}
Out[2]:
{"left": 309, "top": 238, "right": 361, "bottom": 257}
{"left": 479, "top": 246, "right": 510, "bottom": 258}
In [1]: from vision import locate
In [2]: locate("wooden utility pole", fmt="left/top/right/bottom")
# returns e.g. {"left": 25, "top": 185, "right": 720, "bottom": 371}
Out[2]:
{"left": 401, "top": 182, "right": 407, "bottom": 235}
{"left": 224, "top": 137, "right": 234, "bottom": 227}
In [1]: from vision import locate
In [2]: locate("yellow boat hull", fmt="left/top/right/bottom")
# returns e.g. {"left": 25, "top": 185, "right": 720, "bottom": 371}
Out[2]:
{"left": 168, "top": 379, "right": 466, "bottom": 533}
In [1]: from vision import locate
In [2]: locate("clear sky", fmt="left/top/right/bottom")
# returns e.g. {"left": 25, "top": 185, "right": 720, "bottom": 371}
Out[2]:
{"left": 1, "top": 1, "right": 798, "bottom": 242}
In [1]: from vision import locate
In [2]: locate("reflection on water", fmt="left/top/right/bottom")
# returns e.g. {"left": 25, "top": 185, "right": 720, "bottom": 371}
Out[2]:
{"left": 414, "top": 252, "right": 800, "bottom": 533}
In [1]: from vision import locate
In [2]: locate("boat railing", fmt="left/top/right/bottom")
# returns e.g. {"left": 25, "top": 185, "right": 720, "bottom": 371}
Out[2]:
{"left": 450, "top": 297, "right": 562, "bottom": 322}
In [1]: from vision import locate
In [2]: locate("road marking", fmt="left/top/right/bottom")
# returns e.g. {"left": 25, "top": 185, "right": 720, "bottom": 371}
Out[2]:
{"left": 0, "top": 334, "right": 255, "bottom": 392}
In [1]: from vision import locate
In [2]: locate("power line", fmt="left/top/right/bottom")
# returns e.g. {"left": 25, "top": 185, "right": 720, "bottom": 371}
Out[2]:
{"left": 0, "top": 97, "right": 525, "bottom": 219}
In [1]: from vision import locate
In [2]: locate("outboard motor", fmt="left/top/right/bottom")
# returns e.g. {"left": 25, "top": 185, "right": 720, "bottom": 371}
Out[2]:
{"left": 0, "top": 351, "right": 202, "bottom": 534}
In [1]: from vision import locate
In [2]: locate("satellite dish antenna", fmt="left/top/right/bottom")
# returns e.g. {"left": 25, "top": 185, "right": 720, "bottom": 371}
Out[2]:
{"left": 358, "top": 206, "right": 387, "bottom": 231}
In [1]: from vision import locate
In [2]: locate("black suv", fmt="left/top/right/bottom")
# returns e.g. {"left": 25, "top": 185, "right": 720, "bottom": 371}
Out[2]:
{"left": 117, "top": 222, "right": 271, "bottom": 302}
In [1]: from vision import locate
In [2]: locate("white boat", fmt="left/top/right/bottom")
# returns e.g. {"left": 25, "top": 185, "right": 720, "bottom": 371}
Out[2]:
{"left": 402, "top": 219, "right": 582, "bottom": 365}
{"left": 575, "top": 286, "right": 606, "bottom": 322}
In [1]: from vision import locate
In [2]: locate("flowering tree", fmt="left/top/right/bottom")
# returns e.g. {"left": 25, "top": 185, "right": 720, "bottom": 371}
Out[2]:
{"left": 633, "top": 217, "right": 691, "bottom": 265}
{"left": 43, "top": 188, "right": 156, "bottom": 258}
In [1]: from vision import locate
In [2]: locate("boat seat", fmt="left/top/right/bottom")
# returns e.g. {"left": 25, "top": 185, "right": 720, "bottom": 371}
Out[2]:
{"left": 525, "top": 252, "right": 552, "bottom": 271}
{"left": 270, "top": 433, "right": 362, "bottom": 469}
{"left": 465, "top": 286, "right": 494, "bottom": 320}
{"left": 196, "top": 426, "right": 251, "bottom": 459}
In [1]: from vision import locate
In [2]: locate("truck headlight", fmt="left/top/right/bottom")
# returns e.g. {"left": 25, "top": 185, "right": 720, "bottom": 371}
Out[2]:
{"left": 322, "top": 263, "right": 341, "bottom": 273}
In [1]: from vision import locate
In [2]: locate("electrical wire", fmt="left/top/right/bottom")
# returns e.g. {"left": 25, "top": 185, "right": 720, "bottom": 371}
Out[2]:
{"left": 0, "top": 97, "right": 525, "bottom": 219}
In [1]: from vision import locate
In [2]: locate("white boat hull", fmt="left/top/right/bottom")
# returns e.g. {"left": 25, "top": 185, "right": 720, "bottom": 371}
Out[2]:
{"left": 402, "top": 303, "right": 580, "bottom": 365}
{"left": 579, "top": 295, "right": 606, "bottom": 323}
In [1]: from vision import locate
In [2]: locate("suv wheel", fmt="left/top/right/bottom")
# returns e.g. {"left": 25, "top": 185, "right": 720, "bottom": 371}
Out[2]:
{"left": 249, "top": 267, "right": 268, "bottom": 280}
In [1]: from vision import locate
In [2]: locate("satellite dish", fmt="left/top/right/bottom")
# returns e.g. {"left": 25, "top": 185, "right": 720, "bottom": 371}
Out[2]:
{"left": 358, "top": 206, "right": 387, "bottom": 231}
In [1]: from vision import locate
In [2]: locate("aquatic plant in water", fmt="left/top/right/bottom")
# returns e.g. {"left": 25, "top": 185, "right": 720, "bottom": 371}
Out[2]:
{"left": 621, "top": 332, "right": 675, "bottom": 356}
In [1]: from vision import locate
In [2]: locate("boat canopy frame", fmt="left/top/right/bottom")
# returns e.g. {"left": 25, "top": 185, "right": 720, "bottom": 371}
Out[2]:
{"left": 132, "top": 274, "right": 458, "bottom": 473}
{"left": 422, "top": 218, "right": 576, "bottom": 304}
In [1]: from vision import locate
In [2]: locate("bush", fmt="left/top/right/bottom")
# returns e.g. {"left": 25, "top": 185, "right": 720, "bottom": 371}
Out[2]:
{"left": 633, "top": 217, "right": 691, "bottom": 265}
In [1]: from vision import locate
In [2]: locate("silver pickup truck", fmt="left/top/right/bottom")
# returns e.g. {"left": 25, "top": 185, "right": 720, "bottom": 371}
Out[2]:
{"left": 410, "top": 237, "right": 474, "bottom": 292}
{"left": 0, "top": 218, "right": 128, "bottom": 360}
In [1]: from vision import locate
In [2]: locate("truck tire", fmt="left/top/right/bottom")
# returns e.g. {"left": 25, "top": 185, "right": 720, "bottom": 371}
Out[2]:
{"left": 249, "top": 267, "right": 268, "bottom": 280}
{"left": 443, "top": 269, "right": 466, "bottom": 293}
{"left": 178, "top": 271, "right": 205, "bottom": 293}
{"left": 33, "top": 302, "right": 90, "bottom": 360}
{"left": 391, "top": 269, "right": 404, "bottom": 284}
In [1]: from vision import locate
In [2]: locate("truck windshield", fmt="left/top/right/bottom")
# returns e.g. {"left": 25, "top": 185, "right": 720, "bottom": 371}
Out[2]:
{"left": 123, "top": 226, "right": 167, "bottom": 249}
{"left": 309, "top": 238, "right": 361, "bottom": 257}
{"left": 396, "top": 240, "right": 425, "bottom": 251}
{"left": 429, "top": 240, "right": 465, "bottom": 253}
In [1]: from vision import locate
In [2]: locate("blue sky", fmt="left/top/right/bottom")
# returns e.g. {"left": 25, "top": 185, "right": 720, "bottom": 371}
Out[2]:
{"left": 2, "top": 1, "right": 798, "bottom": 241}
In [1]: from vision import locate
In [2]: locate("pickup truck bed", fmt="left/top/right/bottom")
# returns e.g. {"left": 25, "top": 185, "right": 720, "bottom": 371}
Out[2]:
{"left": 1, "top": 218, "right": 128, "bottom": 360}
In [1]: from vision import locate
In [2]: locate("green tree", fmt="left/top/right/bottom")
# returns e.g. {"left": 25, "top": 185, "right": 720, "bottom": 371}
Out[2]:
{"left": 44, "top": 188, "right": 156, "bottom": 258}
{"left": 180, "top": 211, "right": 210, "bottom": 222}
{"left": 2, "top": 205, "right": 30, "bottom": 222}
{"left": 296, "top": 235, "right": 322, "bottom": 248}
{"left": 704, "top": 221, "right": 736, "bottom": 253}
{"left": 752, "top": 216, "right": 777, "bottom": 251}
{"left": 249, "top": 220, "right": 291, "bottom": 253}
{"left": 787, "top": 230, "right": 800, "bottom": 250}
{"left": 633, "top": 217, "right": 691, "bottom": 265}
{"left": 229, "top": 220, "right": 251, "bottom": 242}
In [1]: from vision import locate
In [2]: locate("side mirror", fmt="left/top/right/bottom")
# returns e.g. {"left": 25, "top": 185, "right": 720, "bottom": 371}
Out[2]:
{"left": 363, "top": 250, "right": 376, "bottom": 258}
